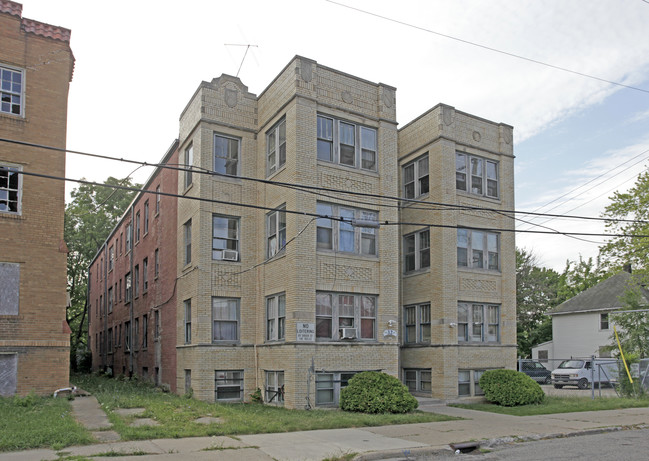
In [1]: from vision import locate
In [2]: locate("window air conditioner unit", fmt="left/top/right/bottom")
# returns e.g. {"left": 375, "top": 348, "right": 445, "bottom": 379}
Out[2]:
{"left": 222, "top": 250, "right": 239, "bottom": 261}
{"left": 339, "top": 327, "right": 357, "bottom": 339}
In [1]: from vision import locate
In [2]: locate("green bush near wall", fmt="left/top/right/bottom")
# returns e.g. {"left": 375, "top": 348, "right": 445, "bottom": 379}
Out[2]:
{"left": 340, "top": 371, "right": 419, "bottom": 414}
{"left": 478, "top": 369, "right": 545, "bottom": 406}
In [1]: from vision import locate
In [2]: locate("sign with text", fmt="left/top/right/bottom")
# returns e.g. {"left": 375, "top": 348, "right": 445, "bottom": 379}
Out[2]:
{"left": 296, "top": 322, "right": 315, "bottom": 342}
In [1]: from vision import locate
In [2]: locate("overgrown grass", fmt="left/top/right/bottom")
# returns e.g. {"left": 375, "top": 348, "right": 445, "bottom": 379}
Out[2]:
{"left": 73, "top": 374, "right": 457, "bottom": 441}
{"left": 452, "top": 395, "right": 649, "bottom": 416}
{"left": 0, "top": 393, "right": 94, "bottom": 452}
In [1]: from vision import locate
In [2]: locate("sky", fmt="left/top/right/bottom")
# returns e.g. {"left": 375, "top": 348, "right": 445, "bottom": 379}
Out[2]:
{"left": 17, "top": 0, "right": 649, "bottom": 272}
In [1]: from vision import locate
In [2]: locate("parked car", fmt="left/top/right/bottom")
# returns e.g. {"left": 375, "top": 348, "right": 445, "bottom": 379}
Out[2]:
{"left": 517, "top": 360, "right": 552, "bottom": 384}
{"left": 551, "top": 359, "right": 619, "bottom": 389}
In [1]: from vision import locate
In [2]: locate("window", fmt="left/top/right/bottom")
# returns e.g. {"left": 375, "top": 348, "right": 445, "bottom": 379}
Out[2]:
{"left": 212, "top": 298, "right": 239, "bottom": 342}
{"left": 456, "top": 152, "right": 499, "bottom": 199}
{"left": 134, "top": 264, "right": 139, "bottom": 298}
{"left": 404, "top": 229, "right": 430, "bottom": 273}
{"left": 458, "top": 303, "right": 500, "bottom": 343}
{"left": 266, "top": 293, "right": 286, "bottom": 341}
{"left": 597, "top": 312, "right": 611, "bottom": 330}
{"left": 184, "top": 143, "right": 193, "bottom": 188}
{"left": 1, "top": 66, "right": 23, "bottom": 116}
{"left": 142, "top": 314, "right": 148, "bottom": 349}
{"left": 316, "top": 293, "right": 376, "bottom": 341}
{"left": 265, "top": 371, "right": 285, "bottom": 404}
{"left": 125, "top": 272, "right": 132, "bottom": 302}
{"left": 155, "top": 185, "right": 160, "bottom": 214}
{"left": 119, "top": 279, "right": 122, "bottom": 302}
{"left": 0, "top": 354, "right": 17, "bottom": 397}
{"left": 213, "top": 215, "right": 239, "bottom": 261}
{"left": 457, "top": 229, "right": 499, "bottom": 270}
{"left": 317, "top": 115, "right": 377, "bottom": 171}
{"left": 108, "top": 246, "right": 114, "bottom": 271}
{"left": 135, "top": 211, "right": 140, "bottom": 243}
{"left": 107, "top": 287, "right": 113, "bottom": 313}
{"left": 458, "top": 369, "right": 486, "bottom": 396}
{"left": 144, "top": 201, "right": 149, "bottom": 235}
{"left": 267, "top": 118, "right": 286, "bottom": 175}
{"left": 0, "top": 164, "right": 21, "bottom": 214}
{"left": 183, "top": 219, "right": 192, "bottom": 265}
{"left": 267, "top": 206, "right": 286, "bottom": 258}
{"left": 125, "top": 222, "right": 132, "bottom": 252}
{"left": 154, "top": 310, "right": 160, "bottom": 340}
{"left": 124, "top": 320, "right": 131, "bottom": 351}
{"left": 154, "top": 249, "right": 160, "bottom": 278}
{"left": 134, "top": 317, "right": 139, "bottom": 351}
{"left": 316, "top": 203, "right": 378, "bottom": 255}
{"left": 119, "top": 232, "right": 123, "bottom": 255}
{"left": 184, "top": 299, "right": 191, "bottom": 344}
{"left": 214, "top": 133, "right": 239, "bottom": 175}
{"left": 142, "top": 258, "right": 148, "bottom": 292}
{"left": 315, "top": 372, "right": 356, "bottom": 406}
{"left": 403, "top": 154, "right": 429, "bottom": 199}
{"left": 404, "top": 303, "right": 431, "bottom": 344}
{"left": 215, "top": 370, "right": 243, "bottom": 401}
{"left": 404, "top": 369, "right": 432, "bottom": 393}
{"left": 0, "top": 262, "right": 19, "bottom": 315}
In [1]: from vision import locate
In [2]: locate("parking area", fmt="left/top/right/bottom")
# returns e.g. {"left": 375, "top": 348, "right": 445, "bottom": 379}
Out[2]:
{"left": 540, "top": 384, "right": 619, "bottom": 398}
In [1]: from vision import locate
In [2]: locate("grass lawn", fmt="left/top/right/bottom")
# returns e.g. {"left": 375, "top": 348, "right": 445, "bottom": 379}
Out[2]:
{"left": 452, "top": 395, "right": 649, "bottom": 416}
{"left": 0, "top": 394, "right": 94, "bottom": 452}
{"left": 71, "top": 374, "right": 457, "bottom": 442}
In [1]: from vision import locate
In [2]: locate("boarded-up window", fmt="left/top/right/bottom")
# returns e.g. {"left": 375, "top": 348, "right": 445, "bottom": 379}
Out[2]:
{"left": 0, "top": 263, "right": 19, "bottom": 315}
{"left": 0, "top": 354, "right": 18, "bottom": 396}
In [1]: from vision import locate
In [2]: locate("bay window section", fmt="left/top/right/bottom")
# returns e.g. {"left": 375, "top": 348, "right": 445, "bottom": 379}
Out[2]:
{"left": 316, "top": 292, "right": 376, "bottom": 341}
{"left": 212, "top": 215, "right": 239, "bottom": 261}
{"left": 212, "top": 298, "right": 239, "bottom": 342}
{"left": 404, "top": 303, "right": 431, "bottom": 344}
{"left": 214, "top": 133, "right": 239, "bottom": 176}
{"left": 266, "top": 293, "right": 286, "bottom": 341}
{"left": 316, "top": 115, "right": 377, "bottom": 171}
{"left": 457, "top": 229, "right": 500, "bottom": 271}
{"left": 455, "top": 152, "right": 499, "bottom": 199}
{"left": 403, "top": 154, "right": 429, "bottom": 199}
{"left": 267, "top": 205, "right": 287, "bottom": 258}
{"left": 316, "top": 202, "right": 378, "bottom": 256}
{"left": 267, "top": 118, "right": 286, "bottom": 175}
{"left": 457, "top": 302, "right": 500, "bottom": 343}
{"left": 404, "top": 229, "right": 430, "bottom": 273}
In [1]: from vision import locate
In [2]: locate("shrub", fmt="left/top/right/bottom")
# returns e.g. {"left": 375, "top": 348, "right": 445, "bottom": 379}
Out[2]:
{"left": 339, "top": 371, "right": 418, "bottom": 414}
{"left": 478, "top": 369, "right": 544, "bottom": 406}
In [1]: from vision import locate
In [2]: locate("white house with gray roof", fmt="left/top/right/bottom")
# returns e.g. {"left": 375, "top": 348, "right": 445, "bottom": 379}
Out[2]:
{"left": 532, "top": 270, "right": 649, "bottom": 366}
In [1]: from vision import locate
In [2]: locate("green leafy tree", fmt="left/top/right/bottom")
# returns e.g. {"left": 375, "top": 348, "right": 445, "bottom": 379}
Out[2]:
{"left": 516, "top": 248, "right": 561, "bottom": 357}
{"left": 65, "top": 177, "right": 139, "bottom": 370}
{"left": 557, "top": 255, "right": 606, "bottom": 302}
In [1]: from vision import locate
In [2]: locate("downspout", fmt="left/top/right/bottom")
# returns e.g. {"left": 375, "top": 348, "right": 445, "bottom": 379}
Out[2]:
{"left": 129, "top": 205, "right": 134, "bottom": 376}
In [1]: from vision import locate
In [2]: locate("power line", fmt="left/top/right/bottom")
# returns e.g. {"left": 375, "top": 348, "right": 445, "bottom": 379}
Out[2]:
{"left": 326, "top": 0, "right": 649, "bottom": 94}
{"left": 3, "top": 136, "right": 647, "bottom": 226}
{"left": 15, "top": 169, "right": 649, "bottom": 239}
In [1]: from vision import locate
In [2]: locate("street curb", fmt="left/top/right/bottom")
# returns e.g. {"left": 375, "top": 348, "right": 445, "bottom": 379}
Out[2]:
{"left": 354, "top": 424, "right": 649, "bottom": 460}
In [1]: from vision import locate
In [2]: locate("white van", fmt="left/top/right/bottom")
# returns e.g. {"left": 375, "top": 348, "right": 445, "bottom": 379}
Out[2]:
{"left": 551, "top": 359, "right": 619, "bottom": 389}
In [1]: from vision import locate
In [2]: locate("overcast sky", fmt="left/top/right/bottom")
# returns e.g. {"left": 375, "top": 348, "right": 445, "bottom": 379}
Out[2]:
{"left": 19, "top": 0, "right": 649, "bottom": 271}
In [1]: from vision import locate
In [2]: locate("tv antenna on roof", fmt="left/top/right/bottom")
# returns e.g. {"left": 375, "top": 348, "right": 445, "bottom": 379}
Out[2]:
{"left": 224, "top": 43, "right": 259, "bottom": 78}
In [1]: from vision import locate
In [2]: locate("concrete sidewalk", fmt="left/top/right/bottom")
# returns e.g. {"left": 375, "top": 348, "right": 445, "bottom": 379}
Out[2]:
{"left": 1, "top": 397, "right": 648, "bottom": 461}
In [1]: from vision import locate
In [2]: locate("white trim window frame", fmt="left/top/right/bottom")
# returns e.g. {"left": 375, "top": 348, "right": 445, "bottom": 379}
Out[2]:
{"left": 266, "top": 293, "right": 286, "bottom": 342}
{"left": 316, "top": 202, "right": 378, "bottom": 256}
{"left": 457, "top": 228, "right": 499, "bottom": 271}
{"left": 458, "top": 302, "right": 500, "bottom": 343}
{"left": 212, "top": 215, "right": 239, "bottom": 261}
{"left": 266, "top": 118, "right": 286, "bottom": 176}
{"left": 404, "top": 228, "right": 430, "bottom": 273}
{"left": 265, "top": 370, "right": 285, "bottom": 405}
{"left": 212, "top": 297, "right": 240, "bottom": 343}
{"left": 1, "top": 65, "right": 24, "bottom": 116}
{"left": 404, "top": 368, "right": 432, "bottom": 393}
{"left": 404, "top": 303, "right": 431, "bottom": 344}
{"left": 316, "top": 292, "right": 376, "bottom": 341}
{"left": 600, "top": 313, "right": 610, "bottom": 330}
{"left": 184, "top": 143, "right": 193, "bottom": 188}
{"left": 316, "top": 115, "right": 377, "bottom": 171}
{"left": 267, "top": 205, "right": 287, "bottom": 258}
{"left": 402, "top": 154, "right": 429, "bottom": 199}
{"left": 215, "top": 370, "right": 243, "bottom": 401}
{"left": 213, "top": 133, "right": 240, "bottom": 176}
{"left": 0, "top": 164, "right": 22, "bottom": 214}
{"left": 455, "top": 152, "right": 499, "bottom": 199}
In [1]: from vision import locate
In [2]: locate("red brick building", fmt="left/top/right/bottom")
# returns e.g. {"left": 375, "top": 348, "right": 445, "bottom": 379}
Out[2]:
{"left": 0, "top": 0, "right": 74, "bottom": 396}
{"left": 88, "top": 141, "right": 179, "bottom": 391}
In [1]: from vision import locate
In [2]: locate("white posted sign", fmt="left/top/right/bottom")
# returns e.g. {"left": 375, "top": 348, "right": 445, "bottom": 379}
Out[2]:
{"left": 296, "top": 322, "right": 315, "bottom": 342}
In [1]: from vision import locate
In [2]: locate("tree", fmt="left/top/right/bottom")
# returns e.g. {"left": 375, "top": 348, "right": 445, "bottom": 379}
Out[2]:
{"left": 557, "top": 255, "right": 606, "bottom": 302}
{"left": 516, "top": 248, "right": 561, "bottom": 357}
{"left": 65, "top": 177, "right": 139, "bottom": 370}
{"left": 600, "top": 168, "right": 649, "bottom": 274}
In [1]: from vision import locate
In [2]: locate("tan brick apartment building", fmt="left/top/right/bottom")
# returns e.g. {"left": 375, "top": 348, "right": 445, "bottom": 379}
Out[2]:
{"left": 0, "top": 1, "right": 74, "bottom": 396}
{"left": 89, "top": 56, "right": 515, "bottom": 407}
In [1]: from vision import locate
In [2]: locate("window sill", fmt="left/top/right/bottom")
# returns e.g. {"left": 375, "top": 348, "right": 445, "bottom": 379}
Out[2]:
{"left": 456, "top": 266, "right": 501, "bottom": 275}
{"left": 317, "top": 160, "right": 379, "bottom": 177}
{"left": 403, "top": 267, "right": 431, "bottom": 278}
{"left": 182, "top": 183, "right": 194, "bottom": 195}
{"left": 456, "top": 190, "right": 501, "bottom": 203}
{"left": 266, "top": 164, "right": 286, "bottom": 180}
{"left": 400, "top": 193, "right": 429, "bottom": 206}
{"left": 316, "top": 250, "right": 379, "bottom": 260}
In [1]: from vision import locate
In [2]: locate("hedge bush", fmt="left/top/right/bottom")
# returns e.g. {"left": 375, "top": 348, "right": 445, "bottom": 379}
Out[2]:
{"left": 478, "top": 369, "right": 545, "bottom": 406}
{"left": 339, "top": 371, "right": 419, "bottom": 414}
